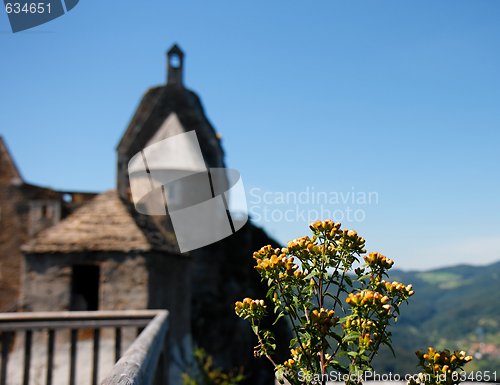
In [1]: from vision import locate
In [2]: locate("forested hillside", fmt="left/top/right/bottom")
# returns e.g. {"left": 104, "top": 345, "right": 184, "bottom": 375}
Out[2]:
{"left": 372, "top": 261, "right": 500, "bottom": 374}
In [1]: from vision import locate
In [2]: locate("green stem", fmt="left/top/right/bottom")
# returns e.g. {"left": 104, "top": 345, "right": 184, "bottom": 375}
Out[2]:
{"left": 275, "top": 279, "right": 316, "bottom": 375}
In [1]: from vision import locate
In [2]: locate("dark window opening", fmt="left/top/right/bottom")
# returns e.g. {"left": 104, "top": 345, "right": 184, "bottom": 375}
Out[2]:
{"left": 41, "top": 204, "right": 55, "bottom": 220}
{"left": 70, "top": 265, "right": 99, "bottom": 311}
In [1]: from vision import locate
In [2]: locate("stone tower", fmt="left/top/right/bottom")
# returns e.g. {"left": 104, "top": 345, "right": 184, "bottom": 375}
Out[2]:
{"left": 115, "top": 44, "right": 290, "bottom": 385}
{"left": 117, "top": 44, "right": 225, "bottom": 204}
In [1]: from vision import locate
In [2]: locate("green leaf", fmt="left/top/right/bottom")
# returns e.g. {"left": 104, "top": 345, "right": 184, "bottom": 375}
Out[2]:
{"left": 324, "top": 292, "right": 343, "bottom": 307}
{"left": 329, "top": 332, "right": 343, "bottom": 343}
{"left": 305, "top": 272, "right": 315, "bottom": 280}
{"left": 272, "top": 312, "right": 285, "bottom": 325}
{"left": 343, "top": 332, "right": 360, "bottom": 342}
{"left": 382, "top": 340, "right": 396, "bottom": 357}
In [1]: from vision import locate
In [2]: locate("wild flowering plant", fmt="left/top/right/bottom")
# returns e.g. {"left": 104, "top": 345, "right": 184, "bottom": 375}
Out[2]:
{"left": 408, "top": 347, "right": 473, "bottom": 385}
{"left": 182, "top": 348, "right": 245, "bottom": 385}
{"left": 235, "top": 220, "right": 414, "bottom": 385}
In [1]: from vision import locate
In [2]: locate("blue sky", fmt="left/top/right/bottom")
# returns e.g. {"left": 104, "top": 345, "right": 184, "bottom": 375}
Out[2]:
{"left": 1, "top": 1, "right": 499, "bottom": 270}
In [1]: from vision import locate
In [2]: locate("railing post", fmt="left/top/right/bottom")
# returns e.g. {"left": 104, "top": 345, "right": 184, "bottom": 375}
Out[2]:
{"left": 69, "top": 329, "right": 78, "bottom": 385}
{"left": 1, "top": 332, "right": 12, "bottom": 385}
{"left": 23, "top": 330, "right": 32, "bottom": 385}
{"left": 46, "top": 329, "right": 55, "bottom": 385}
{"left": 92, "top": 328, "right": 100, "bottom": 385}
{"left": 114, "top": 327, "right": 121, "bottom": 363}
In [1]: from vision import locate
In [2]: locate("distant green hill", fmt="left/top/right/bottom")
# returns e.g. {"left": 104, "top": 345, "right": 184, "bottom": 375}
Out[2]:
{"left": 372, "top": 261, "right": 500, "bottom": 374}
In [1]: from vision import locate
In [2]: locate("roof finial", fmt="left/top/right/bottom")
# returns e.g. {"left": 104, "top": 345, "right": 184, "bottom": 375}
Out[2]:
{"left": 167, "top": 44, "right": 184, "bottom": 86}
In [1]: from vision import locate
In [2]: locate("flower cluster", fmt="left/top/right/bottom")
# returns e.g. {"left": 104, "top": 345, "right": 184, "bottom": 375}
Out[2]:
{"left": 379, "top": 280, "right": 415, "bottom": 298}
{"left": 253, "top": 247, "right": 304, "bottom": 280}
{"left": 343, "top": 317, "right": 376, "bottom": 332}
{"left": 234, "top": 298, "right": 266, "bottom": 321}
{"left": 343, "top": 318, "right": 379, "bottom": 349}
{"left": 252, "top": 245, "right": 279, "bottom": 260}
{"left": 309, "top": 220, "right": 366, "bottom": 253}
{"left": 416, "top": 347, "right": 472, "bottom": 374}
{"left": 358, "top": 332, "right": 374, "bottom": 348}
{"left": 287, "top": 236, "right": 334, "bottom": 266}
{"left": 286, "top": 236, "right": 314, "bottom": 253}
{"left": 408, "top": 347, "right": 473, "bottom": 385}
{"left": 364, "top": 252, "right": 395, "bottom": 283}
{"left": 283, "top": 358, "right": 296, "bottom": 370}
{"left": 346, "top": 290, "right": 391, "bottom": 314}
{"left": 364, "top": 252, "right": 394, "bottom": 269}
{"left": 309, "top": 219, "right": 341, "bottom": 234}
{"left": 290, "top": 348, "right": 300, "bottom": 359}
{"left": 310, "top": 308, "right": 338, "bottom": 334}
{"left": 284, "top": 341, "right": 313, "bottom": 373}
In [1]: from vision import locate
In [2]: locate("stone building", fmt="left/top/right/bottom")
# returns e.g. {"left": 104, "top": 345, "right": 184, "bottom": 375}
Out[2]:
{"left": 0, "top": 137, "right": 95, "bottom": 312}
{"left": 1, "top": 44, "right": 289, "bottom": 385}
{"left": 22, "top": 189, "right": 191, "bottom": 384}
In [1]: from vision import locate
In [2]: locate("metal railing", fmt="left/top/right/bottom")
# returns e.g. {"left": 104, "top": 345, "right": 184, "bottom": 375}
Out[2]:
{"left": 0, "top": 310, "right": 169, "bottom": 385}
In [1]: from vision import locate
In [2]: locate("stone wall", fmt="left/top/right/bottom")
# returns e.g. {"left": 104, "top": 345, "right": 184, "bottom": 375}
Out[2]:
{"left": 0, "top": 184, "right": 67, "bottom": 311}
{"left": 22, "top": 252, "right": 149, "bottom": 312}
{"left": 0, "top": 181, "right": 95, "bottom": 312}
